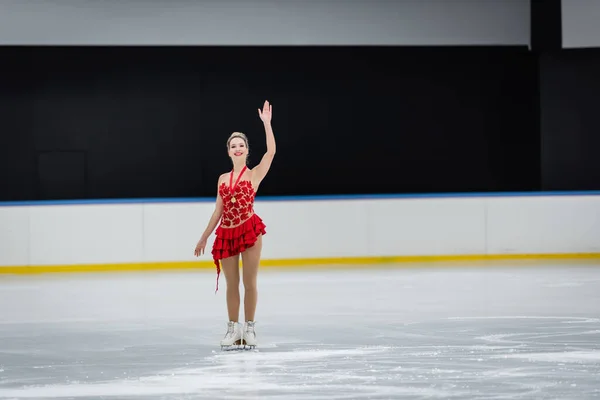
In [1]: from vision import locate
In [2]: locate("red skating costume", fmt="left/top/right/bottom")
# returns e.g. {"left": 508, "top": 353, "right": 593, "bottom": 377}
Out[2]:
{"left": 211, "top": 166, "right": 266, "bottom": 293}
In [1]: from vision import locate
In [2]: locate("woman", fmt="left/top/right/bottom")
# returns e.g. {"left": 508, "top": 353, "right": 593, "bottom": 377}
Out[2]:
{"left": 194, "top": 100, "right": 275, "bottom": 350}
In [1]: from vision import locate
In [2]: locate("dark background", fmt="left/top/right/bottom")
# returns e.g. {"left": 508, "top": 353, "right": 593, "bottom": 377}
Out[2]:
{"left": 0, "top": 44, "right": 598, "bottom": 201}
{"left": 539, "top": 49, "right": 600, "bottom": 191}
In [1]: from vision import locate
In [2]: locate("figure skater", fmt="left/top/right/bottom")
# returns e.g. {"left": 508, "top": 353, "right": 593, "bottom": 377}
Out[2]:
{"left": 194, "top": 100, "right": 275, "bottom": 350}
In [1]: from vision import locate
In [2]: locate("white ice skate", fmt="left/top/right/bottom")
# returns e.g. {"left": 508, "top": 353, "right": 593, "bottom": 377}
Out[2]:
{"left": 220, "top": 321, "right": 242, "bottom": 350}
{"left": 242, "top": 321, "right": 257, "bottom": 349}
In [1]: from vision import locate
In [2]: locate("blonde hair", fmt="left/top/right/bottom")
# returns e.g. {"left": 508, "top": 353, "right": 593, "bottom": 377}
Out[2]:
{"left": 227, "top": 132, "right": 249, "bottom": 153}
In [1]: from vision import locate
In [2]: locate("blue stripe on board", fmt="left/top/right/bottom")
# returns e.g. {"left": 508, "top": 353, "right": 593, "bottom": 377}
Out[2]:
{"left": 1, "top": 190, "right": 600, "bottom": 206}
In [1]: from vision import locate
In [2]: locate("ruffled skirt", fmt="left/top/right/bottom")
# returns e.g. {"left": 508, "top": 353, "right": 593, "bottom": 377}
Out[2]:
{"left": 211, "top": 214, "right": 266, "bottom": 292}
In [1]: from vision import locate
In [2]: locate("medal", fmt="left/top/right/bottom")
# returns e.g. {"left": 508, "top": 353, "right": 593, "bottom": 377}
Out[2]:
{"left": 229, "top": 166, "right": 247, "bottom": 204}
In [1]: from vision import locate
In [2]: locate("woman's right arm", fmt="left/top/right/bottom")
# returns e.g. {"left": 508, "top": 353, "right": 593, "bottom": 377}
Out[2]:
{"left": 202, "top": 178, "right": 225, "bottom": 238}
{"left": 195, "top": 177, "right": 225, "bottom": 256}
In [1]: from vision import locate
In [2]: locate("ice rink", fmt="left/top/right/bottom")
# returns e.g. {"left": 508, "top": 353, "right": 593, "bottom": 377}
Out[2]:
{"left": 1, "top": 262, "right": 600, "bottom": 399}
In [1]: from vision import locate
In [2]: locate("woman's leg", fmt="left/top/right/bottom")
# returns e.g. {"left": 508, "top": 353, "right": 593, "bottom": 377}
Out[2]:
{"left": 220, "top": 254, "right": 240, "bottom": 322}
{"left": 241, "top": 235, "right": 263, "bottom": 322}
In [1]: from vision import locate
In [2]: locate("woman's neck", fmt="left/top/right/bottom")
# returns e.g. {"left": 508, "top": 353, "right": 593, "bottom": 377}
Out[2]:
{"left": 232, "top": 162, "right": 246, "bottom": 173}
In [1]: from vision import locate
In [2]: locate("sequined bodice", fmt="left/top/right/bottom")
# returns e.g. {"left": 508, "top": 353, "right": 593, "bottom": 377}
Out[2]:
{"left": 218, "top": 180, "right": 256, "bottom": 228}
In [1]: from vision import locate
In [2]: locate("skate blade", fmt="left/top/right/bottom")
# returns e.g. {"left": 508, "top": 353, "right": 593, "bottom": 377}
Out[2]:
{"left": 220, "top": 344, "right": 242, "bottom": 351}
{"left": 241, "top": 339, "right": 257, "bottom": 351}
{"left": 220, "top": 339, "right": 242, "bottom": 351}
{"left": 220, "top": 344, "right": 257, "bottom": 352}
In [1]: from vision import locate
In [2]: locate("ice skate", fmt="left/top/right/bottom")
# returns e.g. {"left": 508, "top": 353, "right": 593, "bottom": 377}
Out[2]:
{"left": 242, "top": 321, "right": 257, "bottom": 350}
{"left": 220, "top": 321, "right": 242, "bottom": 351}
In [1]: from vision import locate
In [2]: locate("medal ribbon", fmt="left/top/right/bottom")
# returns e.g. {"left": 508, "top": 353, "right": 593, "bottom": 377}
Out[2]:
{"left": 229, "top": 165, "right": 247, "bottom": 201}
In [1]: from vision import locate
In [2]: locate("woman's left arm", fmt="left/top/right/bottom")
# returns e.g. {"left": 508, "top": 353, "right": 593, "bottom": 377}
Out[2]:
{"left": 253, "top": 100, "right": 276, "bottom": 184}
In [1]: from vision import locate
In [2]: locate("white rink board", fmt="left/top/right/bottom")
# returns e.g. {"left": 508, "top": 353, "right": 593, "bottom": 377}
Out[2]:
{"left": 257, "top": 200, "right": 369, "bottom": 259}
{"left": 0, "top": 206, "right": 30, "bottom": 266}
{"left": 28, "top": 204, "right": 145, "bottom": 265}
{"left": 486, "top": 195, "right": 600, "bottom": 255}
{"left": 143, "top": 203, "right": 214, "bottom": 263}
{"left": 1, "top": 194, "right": 600, "bottom": 267}
{"left": 365, "top": 197, "right": 487, "bottom": 256}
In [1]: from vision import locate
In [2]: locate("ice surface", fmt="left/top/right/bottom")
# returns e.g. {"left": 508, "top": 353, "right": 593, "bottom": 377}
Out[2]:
{"left": 1, "top": 263, "right": 600, "bottom": 399}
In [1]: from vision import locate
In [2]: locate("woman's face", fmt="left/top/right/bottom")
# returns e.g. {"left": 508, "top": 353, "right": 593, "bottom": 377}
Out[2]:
{"left": 228, "top": 137, "right": 248, "bottom": 161}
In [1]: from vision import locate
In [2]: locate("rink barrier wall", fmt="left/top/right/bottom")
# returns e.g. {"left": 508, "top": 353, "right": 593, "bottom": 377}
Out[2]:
{"left": 1, "top": 191, "right": 600, "bottom": 274}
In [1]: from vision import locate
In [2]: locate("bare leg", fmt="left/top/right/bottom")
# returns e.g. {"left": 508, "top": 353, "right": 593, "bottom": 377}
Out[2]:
{"left": 241, "top": 235, "right": 262, "bottom": 322}
{"left": 220, "top": 254, "right": 240, "bottom": 322}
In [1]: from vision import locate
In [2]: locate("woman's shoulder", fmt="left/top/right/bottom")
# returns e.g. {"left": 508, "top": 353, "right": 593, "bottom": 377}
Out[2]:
{"left": 217, "top": 172, "right": 229, "bottom": 186}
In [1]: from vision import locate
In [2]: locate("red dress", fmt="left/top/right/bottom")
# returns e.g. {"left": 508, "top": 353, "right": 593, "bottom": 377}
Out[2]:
{"left": 211, "top": 168, "right": 266, "bottom": 293}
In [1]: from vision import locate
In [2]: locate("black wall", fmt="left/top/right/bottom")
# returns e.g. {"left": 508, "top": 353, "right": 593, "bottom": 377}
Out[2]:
{"left": 539, "top": 49, "right": 600, "bottom": 191}
{"left": 0, "top": 45, "right": 547, "bottom": 201}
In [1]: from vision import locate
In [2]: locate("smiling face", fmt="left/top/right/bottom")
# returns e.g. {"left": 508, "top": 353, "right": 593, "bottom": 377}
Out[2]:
{"left": 227, "top": 133, "right": 249, "bottom": 164}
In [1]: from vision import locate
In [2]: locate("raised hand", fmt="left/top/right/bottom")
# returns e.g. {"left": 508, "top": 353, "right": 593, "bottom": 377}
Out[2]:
{"left": 258, "top": 100, "right": 272, "bottom": 123}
